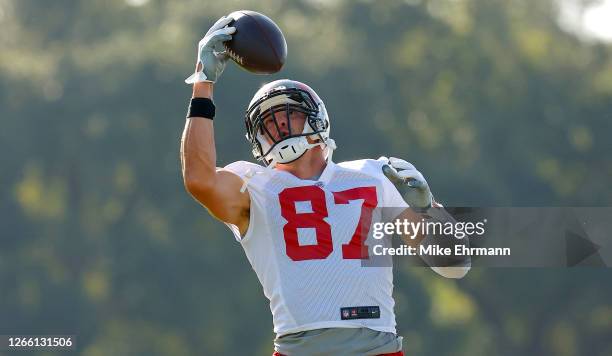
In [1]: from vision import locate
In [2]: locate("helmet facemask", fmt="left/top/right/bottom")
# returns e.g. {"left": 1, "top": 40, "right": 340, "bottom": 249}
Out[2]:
{"left": 245, "top": 87, "right": 330, "bottom": 166}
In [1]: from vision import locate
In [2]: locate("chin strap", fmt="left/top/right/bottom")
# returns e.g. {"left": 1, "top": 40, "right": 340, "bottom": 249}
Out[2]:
{"left": 241, "top": 137, "right": 337, "bottom": 193}
{"left": 324, "top": 138, "right": 337, "bottom": 163}
{"left": 297, "top": 136, "right": 337, "bottom": 163}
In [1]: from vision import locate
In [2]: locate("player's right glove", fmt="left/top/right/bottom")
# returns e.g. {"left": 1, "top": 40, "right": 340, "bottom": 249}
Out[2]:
{"left": 185, "top": 16, "right": 236, "bottom": 84}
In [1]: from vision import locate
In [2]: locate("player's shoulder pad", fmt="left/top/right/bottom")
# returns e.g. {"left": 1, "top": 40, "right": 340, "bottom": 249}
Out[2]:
{"left": 221, "top": 160, "right": 266, "bottom": 178}
{"left": 336, "top": 158, "right": 388, "bottom": 177}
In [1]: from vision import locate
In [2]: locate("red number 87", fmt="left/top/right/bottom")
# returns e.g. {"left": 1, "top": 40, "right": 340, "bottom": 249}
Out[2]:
{"left": 278, "top": 185, "right": 378, "bottom": 261}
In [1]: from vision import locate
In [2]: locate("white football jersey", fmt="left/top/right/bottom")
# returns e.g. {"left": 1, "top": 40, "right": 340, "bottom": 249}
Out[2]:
{"left": 223, "top": 158, "right": 408, "bottom": 337}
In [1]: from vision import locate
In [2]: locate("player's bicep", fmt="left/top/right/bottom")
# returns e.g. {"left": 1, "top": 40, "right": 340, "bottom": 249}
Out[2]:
{"left": 188, "top": 169, "right": 250, "bottom": 228}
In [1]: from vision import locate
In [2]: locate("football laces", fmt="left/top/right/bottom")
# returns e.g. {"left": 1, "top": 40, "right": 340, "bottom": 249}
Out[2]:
{"left": 224, "top": 45, "right": 245, "bottom": 65}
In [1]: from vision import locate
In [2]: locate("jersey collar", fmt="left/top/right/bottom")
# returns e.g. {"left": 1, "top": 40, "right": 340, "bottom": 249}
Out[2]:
{"left": 274, "top": 161, "right": 336, "bottom": 184}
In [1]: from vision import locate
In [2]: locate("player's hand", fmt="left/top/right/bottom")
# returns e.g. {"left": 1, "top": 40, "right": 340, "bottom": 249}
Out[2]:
{"left": 382, "top": 157, "right": 433, "bottom": 208}
{"left": 185, "top": 16, "right": 236, "bottom": 84}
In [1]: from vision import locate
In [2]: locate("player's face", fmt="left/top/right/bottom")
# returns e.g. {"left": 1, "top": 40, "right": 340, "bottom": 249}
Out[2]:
{"left": 261, "top": 110, "right": 307, "bottom": 144}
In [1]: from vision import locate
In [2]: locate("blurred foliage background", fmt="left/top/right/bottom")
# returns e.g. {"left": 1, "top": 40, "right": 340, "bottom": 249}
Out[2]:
{"left": 1, "top": 0, "right": 611, "bottom": 355}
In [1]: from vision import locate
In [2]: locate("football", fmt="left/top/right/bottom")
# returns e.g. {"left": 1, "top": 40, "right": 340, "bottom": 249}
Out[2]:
{"left": 224, "top": 10, "right": 287, "bottom": 74}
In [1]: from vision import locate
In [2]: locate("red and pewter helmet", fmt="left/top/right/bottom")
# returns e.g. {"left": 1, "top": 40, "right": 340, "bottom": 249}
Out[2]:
{"left": 245, "top": 79, "right": 336, "bottom": 166}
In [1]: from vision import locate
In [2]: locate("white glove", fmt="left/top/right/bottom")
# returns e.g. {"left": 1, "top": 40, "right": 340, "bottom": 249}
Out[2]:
{"left": 185, "top": 16, "right": 236, "bottom": 84}
{"left": 381, "top": 156, "right": 433, "bottom": 208}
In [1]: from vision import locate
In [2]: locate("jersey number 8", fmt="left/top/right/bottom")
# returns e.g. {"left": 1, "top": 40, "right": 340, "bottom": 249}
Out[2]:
{"left": 278, "top": 185, "right": 377, "bottom": 261}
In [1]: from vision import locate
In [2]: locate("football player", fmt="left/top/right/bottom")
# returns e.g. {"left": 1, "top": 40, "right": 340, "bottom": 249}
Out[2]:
{"left": 181, "top": 17, "right": 470, "bottom": 356}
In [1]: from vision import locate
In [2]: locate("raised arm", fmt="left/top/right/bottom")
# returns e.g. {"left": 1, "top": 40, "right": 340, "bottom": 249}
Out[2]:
{"left": 180, "top": 17, "right": 250, "bottom": 236}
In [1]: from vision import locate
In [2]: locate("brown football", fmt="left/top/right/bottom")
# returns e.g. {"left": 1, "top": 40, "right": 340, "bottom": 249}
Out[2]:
{"left": 224, "top": 10, "right": 287, "bottom": 74}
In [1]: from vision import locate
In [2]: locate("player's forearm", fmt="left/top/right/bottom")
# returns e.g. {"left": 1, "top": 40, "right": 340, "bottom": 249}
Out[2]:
{"left": 192, "top": 80, "right": 213, "bottom": 99}
{"left": 181, "top": 82, "right": 218, "bottom": 193}
{"left": 398, "top": 208, "right": 427, "bottom": 248}
{"left": 400, "top": 206, "right": 471, "bottom": 278}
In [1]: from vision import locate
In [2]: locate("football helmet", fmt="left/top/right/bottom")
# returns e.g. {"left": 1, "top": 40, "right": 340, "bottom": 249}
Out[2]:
{"left": 245, "top": 79, "right": 336, "bottom": 166}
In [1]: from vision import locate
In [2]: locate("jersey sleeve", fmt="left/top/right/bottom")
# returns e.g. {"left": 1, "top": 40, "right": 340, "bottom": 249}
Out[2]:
{"left": 337, "top": 158, "right": 409, "bottom": 210}
{"left": 221, "top": 160, "right": 256, "bottom": 177}
{"left": 221, "top": 161, "right": 266, "bottom": 243}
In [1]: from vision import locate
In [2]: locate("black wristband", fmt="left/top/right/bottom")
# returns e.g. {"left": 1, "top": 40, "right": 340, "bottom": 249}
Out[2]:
{"left": 187, "top": 97, "right": 215, "bottom": 119}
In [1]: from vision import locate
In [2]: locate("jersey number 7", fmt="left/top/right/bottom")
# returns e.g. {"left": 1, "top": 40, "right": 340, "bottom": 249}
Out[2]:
{"left": 279, "top": 185, "right": 378, "bottom": 261}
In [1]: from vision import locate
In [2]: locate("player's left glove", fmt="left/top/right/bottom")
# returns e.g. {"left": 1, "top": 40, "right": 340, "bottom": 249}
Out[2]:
{"left": 383, "top": 157, "right": 470, "bottom": 279}
{"left": 382, "top": 157, "right": 433, "bottom": 208}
